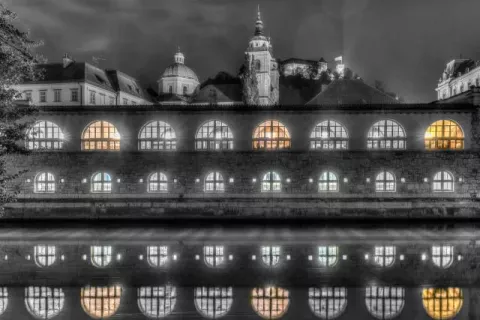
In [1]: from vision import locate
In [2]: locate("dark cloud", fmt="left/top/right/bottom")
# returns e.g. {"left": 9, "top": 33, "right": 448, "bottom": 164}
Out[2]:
{"left": 5, "top": 0, "right": 480, "bottom": 102}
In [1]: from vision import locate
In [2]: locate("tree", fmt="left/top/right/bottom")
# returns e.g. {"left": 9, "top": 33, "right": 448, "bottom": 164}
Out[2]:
{"left": 239, "top": 54, "right": 259, "bottom": 105}
{"left": 0, "top": 2, "right": 44, "bottom": 211}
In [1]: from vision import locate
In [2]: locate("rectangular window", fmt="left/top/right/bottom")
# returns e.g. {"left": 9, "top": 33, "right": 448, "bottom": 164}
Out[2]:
{"left": 109, "top": 97, "right": 115, "bottom": 105}
{"left": 71, "top": 89, "right": 79, "bottom": 102}
{"left": 24, "top": 91, "right": 32, "bottom": 101}
{"left": 99, "top": 93, "right": 106, "bottom": 105}
{"left": 89, "top": 91, "right": 96, "bottom": 105}
{"left": 53, "top": 89, "right": 61, "bottom": 102}
{"left": 132, "top": 101, "right": 137, "bottom": 106}
{"left": 39, "top": 90, "right": 47, "bottom": 103}
{"left": 123, "top": 98, "right": 128, "bottom": 105}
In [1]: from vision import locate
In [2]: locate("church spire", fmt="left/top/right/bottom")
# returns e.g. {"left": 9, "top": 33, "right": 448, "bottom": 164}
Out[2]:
{"left": 255, "top": 5, "right": 264, "bottom": 36}
{"left": 174, "top": 46, "right": 185, "bottom": 64}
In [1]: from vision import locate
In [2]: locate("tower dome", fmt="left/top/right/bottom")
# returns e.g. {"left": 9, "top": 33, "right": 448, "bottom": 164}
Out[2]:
{"left": 158, "top": 48, "right": 200, "bottom": 97}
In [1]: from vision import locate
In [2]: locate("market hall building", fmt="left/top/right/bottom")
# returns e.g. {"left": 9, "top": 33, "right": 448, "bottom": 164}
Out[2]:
{"left": 6, "top": 7, "right": 480, "bottom": 320}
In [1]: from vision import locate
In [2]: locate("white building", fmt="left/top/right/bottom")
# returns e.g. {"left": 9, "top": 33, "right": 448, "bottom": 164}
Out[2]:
{"left": 436, "top": 59, "right": 480, "bottom": 101}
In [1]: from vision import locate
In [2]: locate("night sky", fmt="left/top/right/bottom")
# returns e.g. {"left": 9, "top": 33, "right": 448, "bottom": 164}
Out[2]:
{"left": 6, "top": 0, "right": 480, "bottom": 102}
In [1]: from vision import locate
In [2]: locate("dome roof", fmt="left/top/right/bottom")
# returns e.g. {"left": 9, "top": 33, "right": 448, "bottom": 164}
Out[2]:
{"left": 161, "top": 63, "right": 199, "bottom": 82}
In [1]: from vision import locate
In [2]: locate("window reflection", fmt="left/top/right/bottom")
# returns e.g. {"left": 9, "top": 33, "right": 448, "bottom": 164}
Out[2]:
{"left": 422, "top": 288, "right": 463, "bottom": 320}
{"left": 425, "top": 120, "right": 464, "bottom": 150}
{"left": 253, "top": 120, "right": 291, "bottom": 150}
{"left": 81, "top": 286, "right": 122, "bottom": 319}
{"left": 251, "top": 287, "right": 289, "bottom": 319}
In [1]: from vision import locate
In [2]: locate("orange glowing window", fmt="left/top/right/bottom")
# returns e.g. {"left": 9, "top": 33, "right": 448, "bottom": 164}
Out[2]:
{"left": 81, "top": 286, "right": 122, "bottom": 319}
{"left": 253, "top": 120, "right": 291, "bottom": 150}
{"left": 425, "top": 120, "right": 464, "bottom": 150}
{"left": 422, "top": 288, "right": 463, "bottom": 320}
{"left": 82, "top": 121, "right": 120, "bottom": 151}
{"left": 251, "top": 287, "right": 289, "bottom": 319}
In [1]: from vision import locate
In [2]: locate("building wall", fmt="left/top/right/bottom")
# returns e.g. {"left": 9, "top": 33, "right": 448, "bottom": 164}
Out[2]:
{"left": 158, "top": 77, "right": 199, "bottom": 96}
{"left": 437, "top": 66, "right": 480, "bottom": 100}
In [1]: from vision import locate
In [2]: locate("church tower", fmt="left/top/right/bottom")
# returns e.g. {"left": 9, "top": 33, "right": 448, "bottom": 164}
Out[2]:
{"left": 245, "top": 6, "right": 279, "bottom": 105}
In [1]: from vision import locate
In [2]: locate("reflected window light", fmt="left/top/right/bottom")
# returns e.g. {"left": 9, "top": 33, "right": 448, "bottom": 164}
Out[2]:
{"left": 90, "top": 246, "right": 112, "bottom": 268}
{"left": 194, "top": 287, "right": 233, "bottom": 318}
{"left": 34, "top": 245, "right": 56, "bottom": 267}
{"left": 203, "top": 246, "right": 225, "bottom": 268}
{"left": 422, "top": 288, "right": 463, "bottom": 320}
{"left": 373, "top": 246, "right": 396, "bottom": 267}
{"left": 318, "top": 246, "right": 339, "bottom": 267}
{"left": 365, "top": 286, "right": 405, "bottom": 319}
{"left": 253, "top": 120, "right": 291, "bottom": 150}
{"left": 310, "top": 120, "right": 349, "bottom": 150}
{"left": 261, "top": 246, "right": 281, "bottom": 267}
{"left": 81, "top": 121, "right": 120, "bottom": 151}
{"left": 251, "top": 287, "right": 289, "bottom": 319}
{"left": 25, "top": 286, "right": 65, "bottom": 319}
{"left": 425, "top": 120, "right": 464, "bottom": 150}
{"left": 138, "top": 285, "right": 176, "bottom": 318}
{"left": 81, "top": 285, "right": 122, "bottom": 319}
{"left": 138, "top": 121, "right": 176, "bottom": 151}
{"left": 431, "top": 245, "right": 454, "bottom": 269}
{"left": 195, "top": 120, "right": 233, "bottom": 151}
{"left": 147, "top": 246, "right": 169, "bottom": 267}
{"left": 308, "top": 287, "right": 347, "bottom": 319}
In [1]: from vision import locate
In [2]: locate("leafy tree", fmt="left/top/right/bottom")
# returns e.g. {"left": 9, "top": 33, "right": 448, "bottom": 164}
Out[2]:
{"left": 0, "top": 2, "right": 43, "bottom": 211}
{"left": 239, "top": 54, "right": 259, "bottom": 105}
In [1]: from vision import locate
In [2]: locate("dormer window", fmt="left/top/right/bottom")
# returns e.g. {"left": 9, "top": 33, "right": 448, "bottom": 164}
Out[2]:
{"left": 95, "top": 75, "right": 105, "bottom": 83}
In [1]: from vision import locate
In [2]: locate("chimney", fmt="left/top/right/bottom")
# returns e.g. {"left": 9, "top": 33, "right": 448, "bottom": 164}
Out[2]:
{"left": 63, "top": 53, "right": 74, "bottom": 68}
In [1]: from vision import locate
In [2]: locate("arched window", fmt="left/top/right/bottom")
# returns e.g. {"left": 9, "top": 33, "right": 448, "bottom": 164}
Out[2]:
{"left": 194, "top": 287, "right": 233, "bottom": 319}
{"left": 25, "top": 287, "right": 65, "bottom": 319}
{"left": 253, "top": 120, "right": 291, "bottom": 150}
{"left": 318, "top": 172, "right": 339, "bottom": 192}
{"left": 0, "top": 288, "right": 7, "bottom": 316}
{"left": 422, "top": 288, "right": 463, "bottom": 320}
{"left": 308, "top": 287, "right": 347, "bottom": 319}
{"left": 261, "top": 172, "right": 282, "bottom": 192}
{"left": 34, "top": 172, "right": 56, "bottom": 193}
{"left": 90, "top": 246, "right": 112, "bottom": 268}
{"left": 81, "top": 121, "right": 120, "bottom": 151}
{"left": 81, "top": 286, "right": 122, "bottom": 319}
{"left": 147, "top": 172, "right": 168, "bottom": 193}
{"left": 365, "top": 286, "right": 405, "bottom": 319}
{"left": 318, "top": 246, "right": 339, "bottom": 267}
{"left": 367, "top": 120, "right": 406, "bottom": 150}
{"left": 425, "top": 120, "right": 464, "bottom": 150}
{"left": 204, "top": 172, "right": 225, "bottom": 192}
{"left": 432, "top": 171, "right": 454, "bottom": 192}
{"left": 195, "top": 120, "right": 233, "bottom": 151}
{"left": 26, "top": 121, "right": 65, "bottom": 150}
{"left": 147, "top": 246, "right": 168, "bottom": 267}
{"left": 310, "top": 121, "right": 348, "bottom": 150}
{"left": 138, "top": 121, "right": 176, "bottom": 151}
{"left": 34, "top": 245, "right": 56, "bottom": 267}
{"left": 375, "top": 171, "right": 396, "bottom": 192}
{"left": 251, "top": 287, "right": 289, "bottom": 319}
{"left": 373, "top": 246, "right": 396, "bottom": 267}
{"left": 91, "top": 172, "right": 112, "bottom": 193}
{"left": 138, "top": 286, "right": 176, "bottom": 318}
{"left": 432, "top": 245, "right": 454, "bottom": 269}
{"left": 460, "top": 83, "right": 465, "bottom": 92}
{"left": 261, "top": 246, "right": 280, "bottom": 267}
{"left": 204, "top": 246, "right": 225, "bottom": 267}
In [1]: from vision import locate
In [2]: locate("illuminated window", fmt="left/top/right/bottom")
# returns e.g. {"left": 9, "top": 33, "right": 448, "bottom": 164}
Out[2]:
{"left": 310, "top": 120, "right": 348, "bottom": 150}
{"left": 82, "top": 121, "right": 120, "bottom": 151}
{"left": 196, "top": 120, "right": 233, "bottom": 150}
{"left": 0, "top": 288, "right": 7, "bottom": 316}
{"left": 147, "top": 246, "right": 168, "bottom": 267}
{"left": 205, "top": 172, "right": 225, "bottom": 193}
{"left": 365, "top": 286, "right": 405, "bottom": 319}
{"left": 34, "top": 245, "right": 56, "bottom": 267}
{"left": 422, "top": 288, "right": 463, "bottom": 320}
{"left": 318, "top": 172, "right": 339, "bottom": 192}
{"left": 90, "top": 246, "right": 112, "bottom": 268}
{"left": 34, "top": 172, "right": 56, "bottom": 193}
{"left": 148, "top": 172, "right": 168, "bottom": 193}
{"left": 425, "top": 120, "right": 464, "bottom": 150}
{"left": 261, "top": 246, "right": 280, "bottom": 267}
{"left": 81, "top": 286, "right": 122, "bottom": 319}
{"left": 251, "top": 287, "right": 289, "bottom": 319}
{"left": 204, "top": 246, "right": 225, "bottom": 267}
{"left": 375, "top": 171, "right": 396, "bottom": 192}
{"left": 261, "top": 172, "right": 282, "bottom": 192}
{"left": 373, "top": 246, "right": 396, "bottom": 267}
{"left": 25, "top": 287, "right": 65, "bottom": 319}
{"left": 318, "top": 246, "right": 338, "bottom": 267}
{"left": 367, "top": 120, "right": 406, "bottom": 150}
{"left": 194, "top": 287, "right": 233, "bottom": 318}
{"left": 432, "top": 245, "right": 454, "bottom": 269}
{"left": 432, "top": 171, "right": 454, "bottom": 192}
{"left": 26, "top": 121, "right": 65, "bottom": 150}
{"left": 138, "top": 285, "right": 176, "bottom": 318}
{"left": 253, "top": 120, "right": 291, "bottom": 150}
{"left": 308, "top": 287, "right": 347, "bottom": 319}
{"left": 138, "top": 121, "right": 176, "bottom": 151}
{"left": 91, "top": 172, "right": 112, "bottom": 193}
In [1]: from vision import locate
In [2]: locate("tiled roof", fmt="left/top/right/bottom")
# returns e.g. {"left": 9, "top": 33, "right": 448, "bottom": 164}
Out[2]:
{"left": 162, "top": 63, "right": 199, "bottom": 81}
{"left": 447, "top": 59, "right": 478, "bottom": 78}
{"left": 106, "top": 70, "right": 153, "bottom": 102}
{"left": 306, "top": 79, "right": 399, "bottom": 105}
{"left": 192, "top": 84, "right": 243, "bottom": 104}
{"left": 28, "top": 62, "right": 116, "bottom": 93}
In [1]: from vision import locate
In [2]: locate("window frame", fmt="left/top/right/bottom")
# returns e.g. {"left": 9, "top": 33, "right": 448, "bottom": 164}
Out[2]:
{"left": 367, "top": 120, "right": 407, "bottom": 150}
{"left": 81, "top": 121, "right": 121, "bottom": 151}
{"left": 432, "top": 171, "right": 454, "bottom": 192}
{"left": 195, "top": 120, "right": 234, "bottom": 151}
{"left": 422, "top": 288, "right": 463, "bottom": 320}
{"left": 365, "top": 286, "right": 405, "bottom": 320}
{"left": 26, "top": 120, "right": 65, "bottom": 150}
{"left": 53, "top": 89, "right": 61, "bottom": 103}
{"left": 261, "top": 246, "right": 281, "bottom": 267}
{"left": 91, "top": 172, "right": 112, "bottom": 193}
{"left": 90, "top": 245, "right": 112, "bottom": 268}
{"left": 203, "top": 245, "right": 225, "bottom": 268}
{"left": 25, "top": 286, "right": 65, "bottom": 319}
{"left": 373, "top": 246, "right": 396, "bottom": 267}
{"left": 34, "top": 172, "right": 56, "bottom": 193}
{"left": 310, "top": 120, "right": 349, "bottom": 150}
{"left": 375, "top": 171, "right": 396, "bottom": 193}
{"left": 147, "top": 245, "right": 169, "bottom": 267}
{"left": 431, "top": 245, "right": 454, "bottom": 269}
{"left": 194, "top": 287, "right": 233, "bottom": 319}
{"left": 253, "top": 120, "right": 291, "bottom": 150}
{"left": 204, "top": 171, "right": 225, "bottom": 193}
{"left": 308, "top": 287, "right": 347, "bottom": 319}
{"left": 34, "top": 245, "right": 56, "bottom": 267}
{"left": 261, "top": 171, "right": 282, "bottom": 193}
{"left": 71, "top": 88, "right": 79, "bottom": 102}
{"left": 424, "top": 120, "right": 464, "bottom": 151}
{"left": 138, "top": 121, "right": 177, "bottom": 151}
{"left": 318, "top": 171, "right": 339, "bottom": 192}
{"left": 318, "top": 246, "right": 339, "bottom": 267}
{"left": 147, "top": 172, "right": 168, "bottom": 193}
{"left": 137, "top": 285, "right": 176, "bottom": 318}
{"left": 251, "top": 287, "right": 289, "bottom": 320}
{"left": 81, "top": 285, "right": 122, "bottom": 319}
